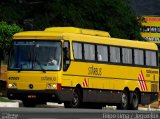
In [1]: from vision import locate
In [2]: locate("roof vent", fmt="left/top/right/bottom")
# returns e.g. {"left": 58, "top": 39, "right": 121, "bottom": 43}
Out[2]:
{"left": 45, "top": 27, "right": 110, "bottom": 37}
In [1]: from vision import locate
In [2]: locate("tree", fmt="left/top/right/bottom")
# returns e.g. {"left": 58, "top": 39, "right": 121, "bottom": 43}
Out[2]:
{"left": 0, "top": 21, "right": 23, "bottom": 57}
{"left": 31, "top": 0, "right": 144, "bottom": 40}
{"left": 0, "top": 0, "right": 143, "bottom": 40}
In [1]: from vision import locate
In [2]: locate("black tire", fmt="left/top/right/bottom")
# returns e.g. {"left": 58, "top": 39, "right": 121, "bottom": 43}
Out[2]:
{"left": 118, "top": 90, "right": 129, "bottom": 110}
{"left": 23, "top": 100, "right": 36, "bottom": 107}
{"left": 64, "top": 101, "right": 70, "bottom": 108}
{"left": 130, "top": 91, "right": 139, "bottom": 110}
{"left": 64, "top": 88, "right": 82, "bottom": 108}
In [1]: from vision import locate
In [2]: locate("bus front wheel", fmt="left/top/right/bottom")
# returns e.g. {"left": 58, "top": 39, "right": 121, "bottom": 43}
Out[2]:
{"left": 23, "top": 100, "right": 36, "bottom": 107}
{"left": 64, "top": 88, "right": 82, "bottom": 108}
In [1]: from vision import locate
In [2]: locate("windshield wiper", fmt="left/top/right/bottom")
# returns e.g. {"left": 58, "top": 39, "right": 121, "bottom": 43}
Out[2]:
{"left": 17, "top": 63, "right": 27, "bottom": 73}
{"left": 17, "top": 67, "right": 22, "bottom": 73}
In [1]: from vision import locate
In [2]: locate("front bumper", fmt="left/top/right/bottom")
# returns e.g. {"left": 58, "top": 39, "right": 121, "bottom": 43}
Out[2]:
{"left": 7, "top": 88, "right": 73, "bottom": 103}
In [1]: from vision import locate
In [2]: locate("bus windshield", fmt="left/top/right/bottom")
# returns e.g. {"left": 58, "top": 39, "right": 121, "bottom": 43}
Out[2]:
{"left": 8, "top": 41, "right": 62, "bottom": 71}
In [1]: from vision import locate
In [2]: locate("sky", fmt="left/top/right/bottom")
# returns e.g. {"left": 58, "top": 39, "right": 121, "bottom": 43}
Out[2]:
{"left": 130, "top": 0, "right": 160, "bottom": 16}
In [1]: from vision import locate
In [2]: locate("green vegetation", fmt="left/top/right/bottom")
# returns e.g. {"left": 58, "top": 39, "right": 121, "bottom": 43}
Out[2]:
{"left": 0, "top": 21, "right": 23, "bottom": 52}
{"left": 0, "top": 21, "right": 23, "bottom": 62}
{"left": 0, "top": 0, "right": 144, "bottom": 61}
{"left": 0, "top": 97, "right": 14, "bottom": 102}
{"left": 0, "top": 0, "right": 143, "bottom": 40}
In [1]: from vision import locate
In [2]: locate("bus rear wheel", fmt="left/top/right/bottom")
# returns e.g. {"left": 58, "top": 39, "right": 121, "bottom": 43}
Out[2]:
{"left": 118, "top": 90, "right": 129, "bottom": 110}
{"left": 64, "top": 88, "right": 82, "bottom": 108}
{"left": 130, "top": 91, "right": 139, "bottom": 110}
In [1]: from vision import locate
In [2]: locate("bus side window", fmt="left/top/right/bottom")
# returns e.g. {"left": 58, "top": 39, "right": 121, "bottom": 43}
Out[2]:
{"left": 64, "top": 47, "right": 70, "bottom": 60}
{"left": 63, "top": 41, "right": 70, "bottom": 71}
{"left": 98, "top": 54, "right": 102, "bottom": 61}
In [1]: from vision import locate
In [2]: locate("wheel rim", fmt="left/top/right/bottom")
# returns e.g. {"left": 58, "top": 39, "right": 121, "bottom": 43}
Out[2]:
{"left": 121, "top": 93, "right": 128, "bottom": 108}
{"left": 72, "top": 91, "right": 79, "bottom": 107}
{"left": 133, "top": 93, "right": 138, "bottom": 108}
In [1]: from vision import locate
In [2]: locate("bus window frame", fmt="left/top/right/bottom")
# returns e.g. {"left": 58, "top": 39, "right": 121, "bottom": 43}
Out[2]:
{"left": 133, "top": 48, "right": 145, "bottom": 66}
{"left": 96, "top": 44, "right": 109, "bottom": 63}
{"left": 145, "top": 49, "right": 158, "bottom": 67}
{"left": 83, "top": 42, "right": 96, "bottom": 62}
{"left": 63, "top": 40, "right": 71, "bottom": 71}
{"left": 71, "top": 41, "right": 158, "bottom": 69}
{"left": 72, "top": 41, "right": 83, "bottom": 61}
{"left": 109, "top": 45, "right": 121, "bottom": 64}
{"left": 8, "top": 40, "right": 63, "bottom": 71}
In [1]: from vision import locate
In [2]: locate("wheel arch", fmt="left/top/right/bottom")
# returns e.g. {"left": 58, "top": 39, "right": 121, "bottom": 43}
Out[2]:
{"left": 124, "top": 87, "right": 130, "bottom": 95}
{"left": 76, "top": 84, "right": 83, "bottom": 99}
{"left": 124, "top": 87, "right": 130, "bottom": 102}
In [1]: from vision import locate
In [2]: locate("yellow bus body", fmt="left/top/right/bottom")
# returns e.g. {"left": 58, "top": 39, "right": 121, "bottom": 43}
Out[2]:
{"left": 7, "top": 27, "right": 159, "bottom": 109}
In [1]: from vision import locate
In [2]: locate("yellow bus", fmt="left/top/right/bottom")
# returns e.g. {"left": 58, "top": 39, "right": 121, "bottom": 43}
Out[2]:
{"left": 7, "top": 27, "right": 159, "bottom": 109}
{"left": 140, "top": 16, "right": 160, "bottom": 69}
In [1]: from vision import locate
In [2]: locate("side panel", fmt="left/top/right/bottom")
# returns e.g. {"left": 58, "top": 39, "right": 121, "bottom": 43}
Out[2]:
{"left": 62, "top": 61, "right": 159, "bottom": 104}
{"left": 82, "top": 89, "right": 121, "bottom": 103}
{"left": 62, "top": 61, "right": 159, "bottom": 92}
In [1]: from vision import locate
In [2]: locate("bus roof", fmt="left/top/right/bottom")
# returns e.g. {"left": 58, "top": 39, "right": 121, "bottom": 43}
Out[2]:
{"left": 13, "top": 29, "right": 157, "bottom": 50}
{"left": 13, "top": 31, "right": 61, "bottom": 40}
{"left": 63, "top": 33, "right": 158, "bottom": 50}
{"left": 45, "top": 27, "right": 111, "bottom": 37}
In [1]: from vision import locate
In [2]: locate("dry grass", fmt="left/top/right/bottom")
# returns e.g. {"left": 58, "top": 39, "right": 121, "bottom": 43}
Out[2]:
{"left": 150, "top": 92, "right": 160, "bottom": 108}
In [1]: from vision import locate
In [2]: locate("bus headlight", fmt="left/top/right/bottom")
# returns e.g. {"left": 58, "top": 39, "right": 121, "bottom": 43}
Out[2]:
{"left": 52, "top": 84, "right": 57, "bottom": 89}
{"left": 8, "top": 83, "right": 17, "bottom": 88}
{"left": 47, "top": 84, "right": 57, "bottom": 89}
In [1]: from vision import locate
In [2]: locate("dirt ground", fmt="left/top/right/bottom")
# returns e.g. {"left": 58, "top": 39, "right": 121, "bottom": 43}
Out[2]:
{"left": 150, "top": 92, "right": 160, "bottom": 108}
